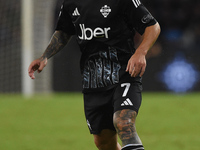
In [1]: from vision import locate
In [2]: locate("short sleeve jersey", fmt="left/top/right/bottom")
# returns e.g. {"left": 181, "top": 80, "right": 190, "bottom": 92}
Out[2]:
{"left": 56, "top": 0, "right": 157, "bottom": 92}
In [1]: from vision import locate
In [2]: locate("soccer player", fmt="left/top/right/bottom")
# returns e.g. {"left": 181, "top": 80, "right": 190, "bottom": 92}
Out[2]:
{"left": 28, "top": 0, "right": 160, "bottom": 150}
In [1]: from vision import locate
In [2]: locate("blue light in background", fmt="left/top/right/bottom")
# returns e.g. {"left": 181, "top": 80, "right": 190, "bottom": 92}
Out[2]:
{"left": 160, "top": 56, "right": 199, "bottom": 92}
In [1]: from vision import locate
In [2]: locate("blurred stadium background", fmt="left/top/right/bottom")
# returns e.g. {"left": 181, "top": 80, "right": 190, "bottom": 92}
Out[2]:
{"left": 0, "top": 0, "right": 200, "bottom": 150}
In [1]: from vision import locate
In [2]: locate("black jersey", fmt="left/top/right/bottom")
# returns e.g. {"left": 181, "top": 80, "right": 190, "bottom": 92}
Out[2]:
{"left": 56, "top": 0, "right": 157, "bottom": 92}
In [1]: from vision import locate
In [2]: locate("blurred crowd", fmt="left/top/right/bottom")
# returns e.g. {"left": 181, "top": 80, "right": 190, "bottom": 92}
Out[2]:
{"left": 143, "top": 0, "right": 200, "bottom": 57}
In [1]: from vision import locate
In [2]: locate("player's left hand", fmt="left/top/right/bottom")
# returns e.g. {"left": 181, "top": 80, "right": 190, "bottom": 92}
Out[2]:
{"left": 126, "top": 52, "right": 146, "bottom": 77}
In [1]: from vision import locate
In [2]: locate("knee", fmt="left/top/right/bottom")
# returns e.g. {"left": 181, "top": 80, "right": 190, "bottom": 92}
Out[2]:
{"left": 113, "top": 109, "right": 137, "bottom": 132}
{"left": 94, "top": 138, "right": 109, "bottom": 150}
{"left": 114, "top": 119, "right": 136, "bottom": 137}
{"left": 94, "top": 139, "right": 120, "bottom": 150}
{"left": 94, "top": 135, "right": 118, "bottom": 150}
{"left": 93, "top": 129, "right": 119, "bottom": 150}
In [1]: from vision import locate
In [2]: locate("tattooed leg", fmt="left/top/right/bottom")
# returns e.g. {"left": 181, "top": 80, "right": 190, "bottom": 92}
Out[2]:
{"left": 113, "top": 109, "right": 142, "bottom": 146}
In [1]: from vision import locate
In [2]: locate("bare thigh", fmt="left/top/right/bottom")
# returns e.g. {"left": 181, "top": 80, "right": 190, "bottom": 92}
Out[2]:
{"left": 93, "top": 129, "right": 121, "bottom": 150}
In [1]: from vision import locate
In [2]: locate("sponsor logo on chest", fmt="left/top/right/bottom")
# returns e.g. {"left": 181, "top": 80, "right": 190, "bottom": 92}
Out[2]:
{"left": 78, "top": 24, "right": 111, "bottom": 40}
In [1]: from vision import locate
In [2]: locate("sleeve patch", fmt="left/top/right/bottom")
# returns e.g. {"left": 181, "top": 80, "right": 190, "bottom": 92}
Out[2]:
{"left": 141, "top": 14, "right": 154, "bottom": 24}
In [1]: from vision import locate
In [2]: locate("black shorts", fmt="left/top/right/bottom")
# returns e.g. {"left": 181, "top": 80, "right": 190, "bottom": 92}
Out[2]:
{"left": 83, "top": 81, "right": 142, "bottom": 134}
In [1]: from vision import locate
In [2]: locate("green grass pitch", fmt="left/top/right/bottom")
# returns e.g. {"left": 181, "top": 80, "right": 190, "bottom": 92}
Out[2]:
{"left": 0, "top": 92, "right": 199, "bottom": 150}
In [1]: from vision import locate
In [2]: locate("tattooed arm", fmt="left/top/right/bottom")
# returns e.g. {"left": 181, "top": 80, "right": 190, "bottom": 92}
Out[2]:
{"left": 40, "top": 30, "right": 70, "bottom": 60}
{"left": 28, "top": 31, "right": 71, "bottom": 79}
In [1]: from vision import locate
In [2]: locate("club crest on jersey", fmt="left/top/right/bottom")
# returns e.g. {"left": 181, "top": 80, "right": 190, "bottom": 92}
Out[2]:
{"left": 100, "top": 5, "right": 111, "bottom": 18}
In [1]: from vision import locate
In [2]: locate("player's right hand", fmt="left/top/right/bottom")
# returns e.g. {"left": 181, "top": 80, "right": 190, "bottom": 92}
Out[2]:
{"left": 28, "top": 58, "right": 48, "bottom": 79}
